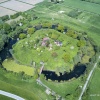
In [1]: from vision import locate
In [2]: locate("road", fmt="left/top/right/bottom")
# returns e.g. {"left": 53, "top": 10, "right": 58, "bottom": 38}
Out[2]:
{"left": 36, "top": 79, "right": 51, "bottom": 90}
{"left": 0, "top": 90, "right": 25, "bottom": 100}
{"left": 78, "top": 56, "right": 100, "bottom": 100}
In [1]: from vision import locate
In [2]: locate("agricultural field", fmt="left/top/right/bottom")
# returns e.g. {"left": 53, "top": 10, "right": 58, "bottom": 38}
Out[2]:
{"left": 82, "top": 0, "right": 100, "bottom": 4}
{"left": 0, "top": 0, "right": 9, "bottom": 3}
{"left": 0, "top": 0, "right": 100, "bottom": 100}
{"left": 2, "top": 59, "right": 35, "bottom": 76}
{"left": 0, "top": 0, "right": 33, "bottom": 12}
{"left": 82, "top": 66, "right": 100, "bottom": 100}
{"left": 0, "top": 6, "right": 16, "bottom": 17}
{"left": 17, "top": 0, "right": 44, "bottom": 5}
{"left": 0, "top": 68, "right": 53, "bottom": 100}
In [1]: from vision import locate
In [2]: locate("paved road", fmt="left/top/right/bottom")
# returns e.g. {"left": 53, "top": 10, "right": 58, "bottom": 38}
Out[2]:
{"left": 78, "top": 56, "right": 100, "bottom": 100}
{"left": 0, "top": 90, "right": 25, "bottom": 100}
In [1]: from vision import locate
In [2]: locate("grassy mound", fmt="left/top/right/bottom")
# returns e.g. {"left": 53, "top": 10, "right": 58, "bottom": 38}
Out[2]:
{"left": 13, "top": 29, "right": 78, "bottom": 73}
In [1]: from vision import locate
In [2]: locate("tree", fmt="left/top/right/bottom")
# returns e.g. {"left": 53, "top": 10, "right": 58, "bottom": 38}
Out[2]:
{"left": 10, "top": 21, "right": 17, "bottom": 31}
{"left": 19, "top": 33, "right": 26, "bottom": 39}
{"left": 77, "top": 40, "right": 86, "bottom": 47}
{"left": 62, "top": 53, "right": 71, "bottom": 62}
{"left": 3, "top": 23, "right": 11, "bottom": 33}
{"left": 0, "top": 24, "right": 3, "bottom": 30}
{"left": 15, "top": 27, "right": 23, "bottom": 34}
{"left": 57, "top": 25, "right": 64, "bottom": 32}
{"left": 82, "top": 55, "right": 90, "bottom": 64}
{"left": 27, "top": 28, "right": 35, "bottom": 34}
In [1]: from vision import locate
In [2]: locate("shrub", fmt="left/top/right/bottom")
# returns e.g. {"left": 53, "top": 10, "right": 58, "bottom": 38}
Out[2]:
{"left": 62, "top": 53, "right": 70, "bottom": 62}
{"left": 19, "top": 33, "right": 26, "bottom": 39}
{"left": 51, "top": 33, "right": 59, "bottom": 40}
{"left": 42, "top": 22, "right": 52, "bottom": 28}
{"left": 57, "top": 25, "right": 64, "bottom": 32}
{"left": 0, "top": 15, "right": 9, "bottom": 21}
{"left": 77, "top": 40, "right": 86, "bottom": 47}
{"left": 10, "top": 12, "right": 21, "bottom": 19}
{"left": 27, "top": 28, "right": 35, "bottom": 34}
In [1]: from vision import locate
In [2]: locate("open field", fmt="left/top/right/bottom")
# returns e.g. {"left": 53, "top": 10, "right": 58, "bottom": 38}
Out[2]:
{"left": 0, "top": 0, "right": 33, "bottom": 12}
{"left": 0, "top": 94, "right": 14, "bottom": 100}
{"left": 30, "top": 0, "right": 100, "bottom": 46}
{"left": 41, "top": 75, "right": 85, "bottom": 100}
{"left": 83, "top": 66, "right": 100, "bottom": 100}
{"left": 83, "top": 0, "right": 100, "bottom": 4}
{"left": 13, "top": 29, "right": 79, "bottom": 73}
{"left": 0, "top": 0, "right": 9, "bottom": 3}
{"left": 0, "top": 67, "right": 53, "bottom": 100}
{"left": 0, "top": 6, "right": 16, "bottom": 17}
{"left": 2, "top": 59, "right": 35, "bottom": 76}
{"left": 17, "top": 0, "right": 43, "bottom": 5}
{"left": 0, "top": 0, "right": 100, "bottom": 100}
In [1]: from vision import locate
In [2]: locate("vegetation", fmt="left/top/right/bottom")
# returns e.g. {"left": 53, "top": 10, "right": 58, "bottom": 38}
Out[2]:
{"left": 2, "top": 59, "right": 35, "bottom": 76}
{"left": 0, "top": 0, "right": 100, "bottom": 99}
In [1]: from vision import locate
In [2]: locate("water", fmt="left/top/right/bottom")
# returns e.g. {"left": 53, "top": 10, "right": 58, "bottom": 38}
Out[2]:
{"left": 42, "top": 64, "right": 86, "bottom": 82}
{"left": 0, "top": 38, "right": 17, "bottom": 61}
{"left": 0, "top": 25, "right": 86, "bottom": 81}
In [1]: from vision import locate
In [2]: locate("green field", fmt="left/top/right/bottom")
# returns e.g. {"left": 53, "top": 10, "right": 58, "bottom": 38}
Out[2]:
{"left": 0, "top": 95, "right": 14, "bottom": 100}
{"left": 2, "top": 59, "right": 35, "bottom": 76}
{"left": 0, "top": 67, "right": 54, "bottom": 100}
{"left": 12, "top": 29, "right": 79, "bottom": 74}
{"left": 30, "top": 0, "right": 100, "bottom": 46}
{"left": 0, "top": 0, "right": 100, "bottom": 100}
{"left": 82, "top": 66, "right": 100, "bottom": 100}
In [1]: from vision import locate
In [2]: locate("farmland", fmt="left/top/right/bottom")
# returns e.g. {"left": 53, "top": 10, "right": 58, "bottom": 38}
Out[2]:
{"left": 0, "top": 0, "right": 33, "bottom": 12}
{"left": 2, "top": 59, "right": 35, "bottom": 76}
{"left": 0, "top": 0, "right": 100, "bottom": 100}
{"left": 0, "top": 6, "right": 16, "bottom": 17}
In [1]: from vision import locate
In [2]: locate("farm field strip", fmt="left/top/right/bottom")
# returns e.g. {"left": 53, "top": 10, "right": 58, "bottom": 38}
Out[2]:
{"left": 0, "top": 6, "right": 16, "bottom": 17}
{"left": 0, "top": 0, "right": 34, "bottom": 12}
{"left": 63, "top": 0, "right": 100, "bottom": 14}
{"left": 16, "top": 0, "right": 44, "bottom": 5}
{"left": 0, "top": 0, "right": 9, "bottom": 3}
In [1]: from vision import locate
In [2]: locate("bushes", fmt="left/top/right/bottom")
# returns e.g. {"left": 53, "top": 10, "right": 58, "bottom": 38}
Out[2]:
{"left": 0, "top": 15, "right": 9, "bottom": 21}
{"left": 77, "top": 40, "right": 86, "bottom": 47}
{"left": 27, "top": 28, "right": 35, "bottom": 35}
{"left": 19, "top": 33, "right": 26, "bottom": 39}
{"left": 3, "top": 23, "right": 11, "bottom": 34}
{"left": 10, "top": 12, "right": 22, "bottom": 19}
{"left": 68, "top": 9, "right": 82, "bottom": 18}
{"left": 62, "top": 53, "right": 71, "bottom": 62}
{"left": 51, "top": 33, "right": 59, "bottom": 40}
{"left": 56, "top": 25, "right": 64, "bottom": 32}
{"left": 42, "top": 22, "right": 52, "bottom": 28}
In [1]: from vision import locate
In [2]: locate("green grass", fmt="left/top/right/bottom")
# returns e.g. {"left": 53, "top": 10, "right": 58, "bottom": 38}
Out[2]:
{"left": 2, "top": 59, "right": 35, "bottom": 76}
{"left": 13, "top": 29, "right": 78, "bottom": 73}
{"left": 83, "top": 66, "right": 100, "bottom": 100}
{"left": 0, "top": 95, "right": 14, "bottom": 100}
{"left": 40, "top": 75, "right": 86, "bottom": 100}
{"left": 29, "top": 0, "right": 100, "bottom": 46}
{"left": 0, "top": 67, "right": 54, "bottom": 100}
